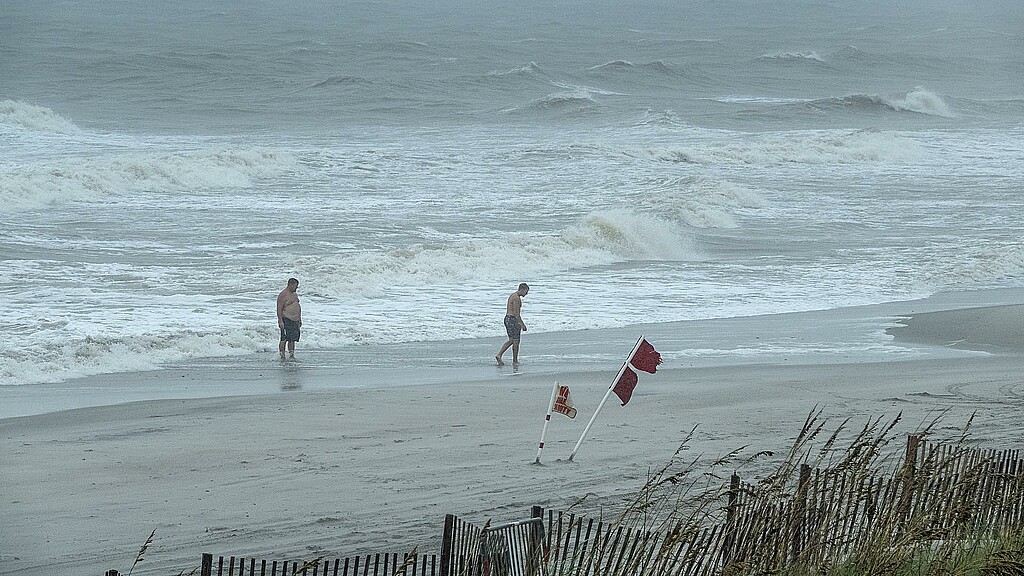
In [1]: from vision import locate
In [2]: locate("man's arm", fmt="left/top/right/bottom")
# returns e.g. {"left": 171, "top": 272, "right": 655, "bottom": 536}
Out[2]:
{"left": 276, "top": 292, "right": 286, "bottom": 326}
{"left": 511, "top": 295, "right": 526, "bottom": 331}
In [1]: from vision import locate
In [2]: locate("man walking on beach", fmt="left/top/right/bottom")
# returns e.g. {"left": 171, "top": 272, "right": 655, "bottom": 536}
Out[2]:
{"left": 496, "top": 282, "right": 529, "bottom": 367}
{"left": 277, "top": 277, "right": 302, "bottom": 359}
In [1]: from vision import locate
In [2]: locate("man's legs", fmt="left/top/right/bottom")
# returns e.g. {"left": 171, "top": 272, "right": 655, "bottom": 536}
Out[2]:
{"left": 496, "top": 339, "right": 513, "bottom": 366}
{"left": 511, "top": 340, "right": 520, "bottom": 366}
{"left": 287, "top": 340, "right": 296, "bottom": 357}
{"left": 279, "top": 338, "right": 287, "bottom": 358}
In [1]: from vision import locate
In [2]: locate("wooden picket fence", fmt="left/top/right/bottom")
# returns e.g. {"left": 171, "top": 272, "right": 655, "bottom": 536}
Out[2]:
{"left": 198, "top": 514, "right": 545, "bottom": 576}
{"left": 440, "top": 512, "right": 547, "bottom": 576}
{"left": 196, "top": 435, "right": 1024, "bottom": 576}
{"left": 198, "top": 552, "right": 437, "bottom": 576}
{"left": 530, "top": 434, "right": 1024, "bottom": 575}
{"left": 719, "top": 435, "right": 1024, "bottom": 572}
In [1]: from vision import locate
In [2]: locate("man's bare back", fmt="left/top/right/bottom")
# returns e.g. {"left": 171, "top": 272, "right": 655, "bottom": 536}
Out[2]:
{"left": 506, "top": 291, "right": 523, "bottom": 318}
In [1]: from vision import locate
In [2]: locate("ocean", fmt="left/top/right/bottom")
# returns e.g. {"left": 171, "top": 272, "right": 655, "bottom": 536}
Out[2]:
{"left": 2, "top": 0, "right": 1023, "bottom": 389}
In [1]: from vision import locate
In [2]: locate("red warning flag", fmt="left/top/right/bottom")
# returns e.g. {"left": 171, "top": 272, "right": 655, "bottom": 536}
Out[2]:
{"left": 611, "top": 366, "right": 639, "bottom": 405}
{"left": 630, "top": 338, "right": 662, "bottom": 374}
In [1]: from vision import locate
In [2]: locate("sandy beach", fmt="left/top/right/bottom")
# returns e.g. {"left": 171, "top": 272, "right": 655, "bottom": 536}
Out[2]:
{"left": 3, "top": 289, "right": 1024, "bottom": 576}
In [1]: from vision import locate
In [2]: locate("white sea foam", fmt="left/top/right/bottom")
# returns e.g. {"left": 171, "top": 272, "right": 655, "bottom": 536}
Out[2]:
{"left": 757, "top": 51, "right": 825, "bottom": 62}
{"left": 550, "top": 81, "right": 626, "bottom": 97}
{"left": 0, "top": 327, "right": 273, "bottom": 387}
{"left": 0, "top": 101, "right": 81, "bottom": 134}
{"left": 645, "top": 129, "right": 923, "bottom": 165}
{"left": 0, "top": 148, "right": 298, "bottom": 212}
{"left": 487, "top": 62, "right": 542, "bottom": 76}
{"left": 923, "top": 243, "right": 1024, "bottom": 288}
{"left": 712, "top": 96, "right": 811, "bottom": 104}
{"left": 638, "top": 177, "right": 769, "bottom": 228}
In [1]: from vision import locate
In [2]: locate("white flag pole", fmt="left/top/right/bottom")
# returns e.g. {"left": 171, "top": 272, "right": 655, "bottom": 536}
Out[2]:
{"left": 568, "top": 336, "right": 644, "bottom": 462}
{"left": 535, "top": 381, "right": 561, "bottom": 464}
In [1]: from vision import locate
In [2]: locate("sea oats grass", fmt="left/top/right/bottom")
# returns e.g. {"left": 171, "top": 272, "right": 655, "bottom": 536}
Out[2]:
{"left": 539, "top": 410, "right": 1024, "bottom": 576}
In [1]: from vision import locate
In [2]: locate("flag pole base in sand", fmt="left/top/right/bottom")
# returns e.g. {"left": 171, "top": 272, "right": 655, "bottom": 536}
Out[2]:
{"left": 535, "top": 381, "right": 560, "bottom": 464}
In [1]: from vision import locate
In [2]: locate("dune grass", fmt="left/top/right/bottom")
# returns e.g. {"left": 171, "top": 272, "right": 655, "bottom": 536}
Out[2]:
{"left": 541, "top": 409, "right": 1024, "bottom": 576}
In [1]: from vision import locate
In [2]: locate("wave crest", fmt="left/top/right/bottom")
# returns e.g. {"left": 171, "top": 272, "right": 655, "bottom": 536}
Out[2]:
{"left": 881, "top": 88, "right": 956, "bottom": 117}
{"left": 0, "top": 101, "right": 81, "bottom": 134}
{"left": 637, "top": 176, "right": 769, "bottom": 228}
{"left": 501, "top": 90, "right": 598, "bottom": 115}
{"left": 586, "top": 60, "right": 634, "bottom": 72}
{"left": 757, "top": 51, "right": 825, "bottom": 62}
{"left": 810, "top": 88, "right": 955, "bottom": 118}
{"left": 502, "top": 82, "right": 625, "bottom": 116}
{"left": 645, "top": 129, "right": 923, "bottom": 165}
{"left": 309, "top": 75, "right": 375, "bottom": 89}
{"left": 487, "top": 62, "right": 543, "bottom": 77}
{"left": 1, "top": 148, "right": 298, "bottom": 212}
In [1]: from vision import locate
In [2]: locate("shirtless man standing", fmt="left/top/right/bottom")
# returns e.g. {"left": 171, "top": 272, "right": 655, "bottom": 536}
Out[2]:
{"left": 496, "top": 282, "right": 529, "bottom": 367}
{"left": 277, "top": 278, "right": 302, "bottom": 359}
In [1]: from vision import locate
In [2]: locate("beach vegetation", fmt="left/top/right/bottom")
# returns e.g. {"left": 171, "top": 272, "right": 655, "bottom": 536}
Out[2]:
{"left": 537, "top": 408, "right": 1024, "bottom": 576}
{"left": 127, "top": 529, "right": 154, "bottom": 576}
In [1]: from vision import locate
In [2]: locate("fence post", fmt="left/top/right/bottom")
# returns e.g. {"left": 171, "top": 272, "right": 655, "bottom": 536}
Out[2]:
{"left": 200, "top": 553, "right": 213, "bottom": 576}
{"left": 528, "top": 506, "right": 548, "bottom": 576}
{"left": 903, "top": 434, "right": 920, "bottom": 480}
{"left": 791, "top": 464, "right": 811, "bottom": 564}
{"left": 899, "top": 434, "right": 921, "bottom": 522}
{"left": 722, "top": 473, "right": 741, "bottom": 565}
{"left": 439, "top": 514, "right": 456, "bottom": 576}
{"left": 105, "top": 571, "right": 120, "bottom": 576}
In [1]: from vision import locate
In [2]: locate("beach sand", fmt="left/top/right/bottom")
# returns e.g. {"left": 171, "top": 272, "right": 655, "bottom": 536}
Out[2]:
{"left": 3, "top": 289, "right": 1024, "bottom": 576}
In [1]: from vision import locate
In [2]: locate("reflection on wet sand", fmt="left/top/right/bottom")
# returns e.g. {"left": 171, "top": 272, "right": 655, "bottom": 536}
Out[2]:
{"left": 279, "top": 358, "right": 303, "bottom": 391}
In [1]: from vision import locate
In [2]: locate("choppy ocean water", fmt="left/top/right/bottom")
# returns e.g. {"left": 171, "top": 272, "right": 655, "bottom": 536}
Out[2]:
{"left": 2, "top": 0, "right": 1023, "bottom": 387}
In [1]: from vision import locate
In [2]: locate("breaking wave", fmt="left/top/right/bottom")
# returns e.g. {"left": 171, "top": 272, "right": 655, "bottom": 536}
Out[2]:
{"left": 0, "top": 101, "right": 82, "bottom": 134}
{"left": 1, "top": 328, "right": 272, "bottom": 387}
{"left": 808, "top": 88, "right": 956, "bottom": 118}
{"left": 298, "top": 210, "right": 697, "bottom": 299}
{"left": 1, "top": 148, "right": 298, "bottom": 212}
{"left": 636, "top": 176, "right": 769, "bottom": 229}
{"left": 644, "top": 129, "right": 923, "bottom": 166}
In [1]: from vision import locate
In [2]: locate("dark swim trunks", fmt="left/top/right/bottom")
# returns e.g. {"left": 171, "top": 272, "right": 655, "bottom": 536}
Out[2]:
{"left": 280, "top": 317, "right": 301, "bottom": 342}
{"left": 504, "top": 314, "right": 522, "bottom": 340}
